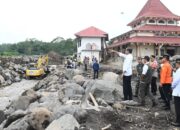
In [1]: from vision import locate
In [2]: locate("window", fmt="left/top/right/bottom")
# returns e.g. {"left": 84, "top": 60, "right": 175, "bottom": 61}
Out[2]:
{"left": 158, "top": 20, "right": 165, "bottom": 24}
{"left": 78, "top": 39, "right": 81, "bottom": 47}
{"left": 168, "top": 20, "right": 175, "bottom": 24}
{"left": 149, "top": 19, "right": 155, "bottom": 23}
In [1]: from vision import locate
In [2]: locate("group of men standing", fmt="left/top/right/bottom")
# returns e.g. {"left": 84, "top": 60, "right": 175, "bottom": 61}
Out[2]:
{"left": 83, "top": 56, "right": 99, "bottom": 80}
{"left": 110, "top": 49, "right": 180, "bottom": 127}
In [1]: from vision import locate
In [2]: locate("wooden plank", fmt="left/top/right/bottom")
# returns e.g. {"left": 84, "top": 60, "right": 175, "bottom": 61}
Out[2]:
{"left": 89, "top": 92, "right": 99, "bottom": 107}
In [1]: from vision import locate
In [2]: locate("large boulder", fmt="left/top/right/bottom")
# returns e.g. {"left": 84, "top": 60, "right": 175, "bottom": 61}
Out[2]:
{"left": 13, "top": 89, "right": 38, "bottom": 110}
{"left": 102, "top": 72, "right": 120, "bottom": 84}
{"left": 0, "top": 110, "right": 6, "bottom": 124}
{"left": 27, "top": 107, "right": 52, "bottom": 130}
{"left": 65, "top": 69, "right": 83, "bottom": 80}
{"left": 73, "top": 75, "right": 85, "bottom": 86}
{"left": 3, "top": 110, "right": 27, "bottom": 128}
{"left": 0, "top": 75, "right": 5, "bottom": 85}
{"left": 63, "top": 83, "right": 85, "bottom": 100}
{"left": 46, "top": 114, "right": 79, "bottom": 130}
{"left": 3, "top": 118, "right": 29, "bottom": 130}
{"left": 90, "top": 80, "right": 123, "bottom": 104}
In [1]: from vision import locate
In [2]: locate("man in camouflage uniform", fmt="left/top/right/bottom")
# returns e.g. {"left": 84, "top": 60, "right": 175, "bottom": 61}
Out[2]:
{"left": 138, "top": 56, "right": 157, "bottom": 107}
{"left": 135, "top": 57, "right": 144, "bottom": 97}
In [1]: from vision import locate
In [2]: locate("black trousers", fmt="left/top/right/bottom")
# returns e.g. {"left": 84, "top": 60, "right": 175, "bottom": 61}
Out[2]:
{"left": 162, "top": 84, "right": 172, "bottom": 108}
{"left": 93, "top": 70, "right": 98, "bottom": 79}
{"left": 151, "top": 77, "right": 157, "bottom": 94}
{"left": 159, "top": 86, "right": 165, "bottom": 100}
{"left": 123, "top": 76, "right": 132, "bottom": 100}
{"left": 84, "top": 64, "right": 87, "bottom": 71}
{"left": 174, "top": 96, "right": 180, "bottom": 123}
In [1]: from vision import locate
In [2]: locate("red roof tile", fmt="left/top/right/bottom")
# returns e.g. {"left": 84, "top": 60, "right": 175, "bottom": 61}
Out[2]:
{"left": 109, "top": 36, "right": 180, "bottom": 48}
{"left": 128, "top": 0, "right": 180, "bottom": 26}
{"left": 75, "top": 26, "right": 108, "bottom": 38}
{"left": 135, "top": 25, "right": 180, "bottom": 32}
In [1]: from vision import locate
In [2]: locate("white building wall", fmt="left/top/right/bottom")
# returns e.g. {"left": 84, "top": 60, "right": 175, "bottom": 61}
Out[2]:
{"left": 78, "top": 37, "right": 101, "bottom": 53}
{"left": 81, "top": 51, "right": 100, "bottom": 64}
{"left": 77, "top": 37, "right": 102, "bottom": 62}
{"left": 139, "top": 45, "right": 154, "bottom": 57}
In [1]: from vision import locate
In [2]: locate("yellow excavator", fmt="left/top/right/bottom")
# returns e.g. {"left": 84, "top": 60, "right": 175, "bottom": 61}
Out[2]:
{"left": 25, "top": 55, "right": 49, "bottom": 79}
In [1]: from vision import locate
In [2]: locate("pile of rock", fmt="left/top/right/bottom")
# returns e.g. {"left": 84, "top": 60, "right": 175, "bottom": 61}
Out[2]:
{"left": 0, "top": 65, "right": 173, "bottom": 130}
{"left": 0, "top": 65, "right": 124, "bottom": 130}
{"left": 0, "top": 62, "right": 23, "bottom": 86}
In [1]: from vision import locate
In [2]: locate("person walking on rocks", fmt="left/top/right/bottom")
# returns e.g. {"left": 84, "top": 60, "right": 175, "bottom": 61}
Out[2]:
{"left": 110, "top": 49, "right": 133, "bottom": 101}
{"left": 93, "top": 60, "right": 99, "bottom": 79}
{"left": 150, "top": 55, "right": 158, "bottom": 95}
{"left": 160, "top": 55, "right": 172, "bottom": 110}
{"left": 83, "top": 56, "right": 88, "bottom": 71}
{"left": 138, "top": 56, "right": 157, "bottom": 107}
{"left": 135, "top": 57, "right": 143, "bottom": 97}
{"left": 171, "top": 59, "right": 180, "bottom": 127}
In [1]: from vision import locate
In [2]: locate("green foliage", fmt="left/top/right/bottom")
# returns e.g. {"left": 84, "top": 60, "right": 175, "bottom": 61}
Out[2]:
{"left": 0, "top": 38, "right": 77, "bottom": 56}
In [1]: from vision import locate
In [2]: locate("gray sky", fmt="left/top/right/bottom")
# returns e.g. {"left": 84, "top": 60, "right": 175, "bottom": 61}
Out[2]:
{"left": 0, "top": 0, "right": 180, "bottom": 43}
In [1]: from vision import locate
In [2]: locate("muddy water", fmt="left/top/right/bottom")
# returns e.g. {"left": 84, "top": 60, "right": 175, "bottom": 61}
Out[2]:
{"left": 0, "top": 80, "right": 38, "bottom": 111}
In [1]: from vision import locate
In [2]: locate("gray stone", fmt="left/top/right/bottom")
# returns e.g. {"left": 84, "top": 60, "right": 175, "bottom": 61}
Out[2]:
{"left": 3, "top": 118, "right": 29, "bottom": 130}
{"left": 90, "top": 80, "right": 123, "bottom": 104}
{"left": 4, "top": 110, "right": 27, "bottom": 128}
{"left": 65, "top": 69, "right": 83, "bottom": 80}
{"left": 27, "top": 107, "right": 52, "bottom": 130}
{"left": 14, "top": 77, "right": 21, "bottom": 82}
{"left": 102, "top": 72, "right": 120, "bottom": 84}
{"left": 13, "top": 96, "right": 32, "bottom": 110}
{"left": 74, "top": 109, "right": 88, "bottom": 124}
{"left": 0, "top": 75, "right": 5, "bottom": 85}
{"left": 63, "top": 83, "right": 85, "bottom": 100}
{"left": 73, "top": 75, "right": 85, "bottom": 86}
{"left": 0, "top": 110, "right": 6, "bottom": 124}
{"left": 46, "top": 114, "right": 79, "bottom": 130}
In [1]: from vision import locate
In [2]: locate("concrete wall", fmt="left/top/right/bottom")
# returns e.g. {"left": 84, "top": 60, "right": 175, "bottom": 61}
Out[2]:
{"left": 77, "top": 37, "right": 101, "bottom": 53}
{"left": 81, "top": 51, "right": 100, "bottom": 63}
{"left": 129, "top": 44, "right": 155, "bottom": 59}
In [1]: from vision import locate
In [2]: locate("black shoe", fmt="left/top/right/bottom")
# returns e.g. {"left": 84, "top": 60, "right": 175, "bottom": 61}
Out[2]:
{"left": 134, "top": 95, "right": 138, "bottom": 97}
{"left": 159, "top": 100, "right": 166, "bottom": 103}
{"left": 163, "top": 107, "right": 170, "bottom": 110}
{"left": 158, "top": 97, "right": 162, "bottom": 100}
{"left": 171, "top": 122, "right": 180, "bottom": 127}
{"left": 152, "top": 102, "right": 157, "bottom": 107}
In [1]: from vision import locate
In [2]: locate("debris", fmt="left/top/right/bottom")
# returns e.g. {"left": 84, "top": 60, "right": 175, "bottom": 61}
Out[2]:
{"left": 101, "top": 124, "right": 112, "bottom": 130}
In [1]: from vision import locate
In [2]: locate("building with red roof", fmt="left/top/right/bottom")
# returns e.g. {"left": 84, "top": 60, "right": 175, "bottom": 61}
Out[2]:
{"left": 75, "top": 26, "right": 108, "bottom": 62}
{"left": 109, "top": 0, "right": 180, "bottom": 58}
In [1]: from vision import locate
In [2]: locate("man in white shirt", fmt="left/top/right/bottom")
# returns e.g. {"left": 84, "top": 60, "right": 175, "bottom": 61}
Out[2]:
{"left": 171, "top": 59, "right": 180, "bottom": 127}
{"left": 110, "top": 49, "right": 133, "bottom": 100}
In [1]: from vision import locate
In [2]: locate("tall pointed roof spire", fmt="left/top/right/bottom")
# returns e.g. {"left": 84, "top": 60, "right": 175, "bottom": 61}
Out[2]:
{"left": 128, "top": 0, "right": 180, "bottom": 26}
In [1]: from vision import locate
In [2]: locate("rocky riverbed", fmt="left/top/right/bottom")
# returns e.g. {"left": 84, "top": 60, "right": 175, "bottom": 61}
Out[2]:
{"left": 0, "top": 64, "right": 178, "bottom": 130}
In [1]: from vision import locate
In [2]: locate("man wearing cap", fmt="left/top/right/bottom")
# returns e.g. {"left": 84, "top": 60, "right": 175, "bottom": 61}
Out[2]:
{"left": 135, "top": 57, "right": 144, "bottom": 97}
{"left": 138, "top": 56, "right": 157, "bottom": 107}
{"left": 171, "top": 59, "right": 180, "bottom": 127}
{"left": 160, "top": 55, "right": 172, "bottom": 110}
{"left": 110, "top": 49, "right": 133, "bottom": 101}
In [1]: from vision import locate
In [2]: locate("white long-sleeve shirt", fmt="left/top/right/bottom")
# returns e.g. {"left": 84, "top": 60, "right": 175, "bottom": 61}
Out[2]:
{"left": 118, "top": 52, "right": 133, "bottom": 76}
{"left": 172, "top": 68, "right": 180, "bottom": 97}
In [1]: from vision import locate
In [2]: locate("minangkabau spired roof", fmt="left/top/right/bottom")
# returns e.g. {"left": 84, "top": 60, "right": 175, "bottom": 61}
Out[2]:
{"left": 75, "top": 26, "right": 108, "bottom": 39}
{"left": 128, "top": 0, "right": 180, "bottom": 26}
